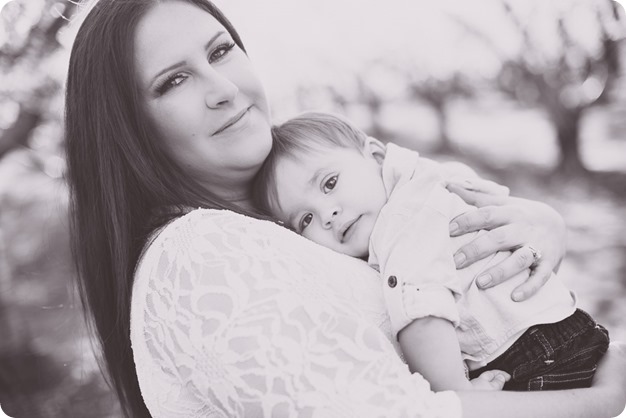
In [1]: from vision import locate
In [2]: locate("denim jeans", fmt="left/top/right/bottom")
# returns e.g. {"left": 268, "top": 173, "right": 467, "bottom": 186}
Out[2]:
{"left": 468, "top": 309, "right": 609, "bottom": 391}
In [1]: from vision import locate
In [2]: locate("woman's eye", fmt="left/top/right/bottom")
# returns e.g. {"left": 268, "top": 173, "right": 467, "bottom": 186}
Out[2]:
{"left": 209, "top": 42, "right": 236, "bottom": 63}
{"left": 299, "top": 213, "right": 313, "bottom": 231}
{"left": 156, "top": 74, "right": 187, "bottom": 96}
{"left": 323, "top": 176, "right": 338, "bottom": 193}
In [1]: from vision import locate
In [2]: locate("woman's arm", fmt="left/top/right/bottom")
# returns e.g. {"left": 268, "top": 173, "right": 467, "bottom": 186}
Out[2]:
{"left": 458, "top": 342, "right": 626, "bottom": 418}
{"left": 447, "top": 181, "right": 567, "bottom": 301}
{"left": 399, "top": 316, "right": 485, "bottom": 391}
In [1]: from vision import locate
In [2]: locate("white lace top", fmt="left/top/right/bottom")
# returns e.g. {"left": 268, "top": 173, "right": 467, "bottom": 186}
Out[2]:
{"left": 130, "top": 209, "right": 461, "bottom": 417}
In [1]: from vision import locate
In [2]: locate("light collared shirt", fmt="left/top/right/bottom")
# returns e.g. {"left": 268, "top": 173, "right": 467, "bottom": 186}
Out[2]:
{"left": 368, "top": 144, "right": 576, "bottom": 366}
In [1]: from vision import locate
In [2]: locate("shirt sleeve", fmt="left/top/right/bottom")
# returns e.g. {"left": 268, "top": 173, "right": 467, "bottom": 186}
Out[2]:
{"left": 133, "top": 209, "right": 462, "bottom": 418}
{"left": 371, "top": 182, "right": 464, "bottom": 338}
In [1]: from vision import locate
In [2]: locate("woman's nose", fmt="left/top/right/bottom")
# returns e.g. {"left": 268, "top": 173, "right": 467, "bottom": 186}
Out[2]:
{"left": 203, "top": 70, "right": 239, "bottom": 108}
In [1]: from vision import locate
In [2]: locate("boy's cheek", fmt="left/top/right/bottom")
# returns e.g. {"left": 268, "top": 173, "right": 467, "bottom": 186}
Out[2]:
{"left": 302, "top": 228, "right": 328, "bottom": 247}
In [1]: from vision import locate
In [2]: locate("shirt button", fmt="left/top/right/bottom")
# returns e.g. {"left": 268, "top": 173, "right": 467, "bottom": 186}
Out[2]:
{"left": 387, "top": 275, "right": 397, "bottom": 288}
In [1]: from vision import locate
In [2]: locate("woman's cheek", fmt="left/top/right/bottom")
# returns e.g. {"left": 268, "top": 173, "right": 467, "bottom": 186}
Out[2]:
{"left": 160, "top": 100, "right": 201, "bottom": 139}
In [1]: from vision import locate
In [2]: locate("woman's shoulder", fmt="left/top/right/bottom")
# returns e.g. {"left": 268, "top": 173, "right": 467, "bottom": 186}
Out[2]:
{"left": 133, "top": 207, "right": 386, "bottom": 327}
{"left": 171, "top": 207, "right": 296, "bottom": 234}
{"left": 157, "top": 207, "right": 275, "bottom": 236}
{"left": 133, "top": 208, "right": 383, "bottom": 316}
{"left": 131, "top": 206, "right": 386, "bottom": 348}
{"left": 136, "top": 207, "right": 365, "bottom": 286}
{"left": 146, "top": 208, "right": 288, "bottom": 253}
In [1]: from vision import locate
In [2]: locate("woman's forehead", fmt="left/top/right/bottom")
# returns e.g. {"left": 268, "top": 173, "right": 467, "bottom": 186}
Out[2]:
{"left": 134, "top": 1, "right": 226, "bottom": 83}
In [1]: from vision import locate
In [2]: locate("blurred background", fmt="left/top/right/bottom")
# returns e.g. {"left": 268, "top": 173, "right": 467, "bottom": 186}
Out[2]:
{"left": 0, "top": 0, "right": 625, "bottom": 416}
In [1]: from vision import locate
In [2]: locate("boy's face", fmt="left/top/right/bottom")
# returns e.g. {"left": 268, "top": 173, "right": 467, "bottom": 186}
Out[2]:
{"left": 271, "top": 144, "right": 388, "bottom": 258}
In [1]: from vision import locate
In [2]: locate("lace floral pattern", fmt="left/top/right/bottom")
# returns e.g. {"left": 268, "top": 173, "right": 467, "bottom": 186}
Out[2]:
{"left": 131, "top": 209, "right": 460, "bottom": 417}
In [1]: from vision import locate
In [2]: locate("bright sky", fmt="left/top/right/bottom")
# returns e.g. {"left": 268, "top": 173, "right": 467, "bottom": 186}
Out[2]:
{"left": 0, "top": 0, "right": 13, "bottom": 12}
{"left": 212, "top": 0, "right": 619, "bottom": 115}
{"left": 3, "top": 0, "right": 623, "bottom": 119}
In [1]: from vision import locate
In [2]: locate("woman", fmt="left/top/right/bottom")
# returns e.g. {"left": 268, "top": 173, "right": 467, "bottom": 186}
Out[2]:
{"left": 65, "top": 0, "right": 626, "bottom": 417}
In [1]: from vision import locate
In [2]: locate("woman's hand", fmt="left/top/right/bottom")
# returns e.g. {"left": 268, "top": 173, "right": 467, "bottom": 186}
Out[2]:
{"left": 447, "top": 179, "right": 566, "bottom": 302}
{"left": 592, "top": 342, "right": 626, "bottom": 417}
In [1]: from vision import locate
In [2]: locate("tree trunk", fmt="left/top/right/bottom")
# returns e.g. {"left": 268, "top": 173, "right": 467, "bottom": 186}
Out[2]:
{"left": 434, "top": 103, "right": 453, "bottom": 153}
{"left": 367, "top": 97, "right": 387, "bottom": 140}
{"left": 0, "top": 107, "right": 41, "bottom": 160}
{"left": 553, "top": 108, "right": 586, "bottom": 175}
{"left": 0, "top": 227, "right": 19, "bottom": 354}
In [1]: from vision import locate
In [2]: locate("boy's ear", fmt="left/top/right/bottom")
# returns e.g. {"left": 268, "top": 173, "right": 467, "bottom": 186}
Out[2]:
{"left": 363, "top": 136, "right": 386, "bottom": 164}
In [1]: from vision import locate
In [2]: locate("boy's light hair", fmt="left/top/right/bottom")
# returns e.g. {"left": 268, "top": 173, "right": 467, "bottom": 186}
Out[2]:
{"left": 253, "top": 111, "right": 369, "bottom": 218}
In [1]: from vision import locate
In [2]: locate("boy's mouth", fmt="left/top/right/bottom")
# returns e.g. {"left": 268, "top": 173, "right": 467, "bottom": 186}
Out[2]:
{"left": 339, "top": 215, "right": 361, "bottom": 243}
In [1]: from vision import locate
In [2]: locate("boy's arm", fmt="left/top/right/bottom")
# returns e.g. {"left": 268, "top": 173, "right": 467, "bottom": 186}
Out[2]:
{"left": 372, "top": 181, "right": 507, "bottom": 392}
{"left": 398, "top": 316, "right": 472, "bottom": 391}
{"left": 399, "top": 316, "right": 509, "bottom": 392}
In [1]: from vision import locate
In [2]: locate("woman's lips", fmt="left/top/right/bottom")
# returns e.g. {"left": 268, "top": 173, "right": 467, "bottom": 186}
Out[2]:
{"left": 212, "top": 106, "right": 250, "bottom": 136}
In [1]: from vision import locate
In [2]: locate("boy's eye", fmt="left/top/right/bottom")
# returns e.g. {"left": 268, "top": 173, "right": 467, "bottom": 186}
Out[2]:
{"left": 299, "top": 213, "right": 313, "bottom": 231}
{"left": 323, "top": 175, "right": 338, "bottom": 193}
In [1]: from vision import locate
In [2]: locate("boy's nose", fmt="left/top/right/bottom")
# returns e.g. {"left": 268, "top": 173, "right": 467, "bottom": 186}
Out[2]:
{"left": 322, "top": 209, "right": 340, "bottom": 229}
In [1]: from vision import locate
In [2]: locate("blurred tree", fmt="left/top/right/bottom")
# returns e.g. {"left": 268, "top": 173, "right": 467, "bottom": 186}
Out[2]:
{"left": 0, "top": 0, "right": 77, "bottom": 160}
{"left": 405, "top": 74, "right": 475, "bottom": 153}
{"left": 0, "top": 1, "right": 90, "bottom": 416}
{"left": 295, "top": 60, "right": 404, "bottom": 140}
{"left": 459, "top": 0, "right": 625, "bottom": 174}
{"left": 352, "top": 72, "right": 388, "bottom": 140}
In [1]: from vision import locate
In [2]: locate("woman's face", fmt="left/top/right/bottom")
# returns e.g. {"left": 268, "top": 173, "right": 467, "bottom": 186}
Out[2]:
{"left": 134, "top": 1, "right": 272, "bottom": 197}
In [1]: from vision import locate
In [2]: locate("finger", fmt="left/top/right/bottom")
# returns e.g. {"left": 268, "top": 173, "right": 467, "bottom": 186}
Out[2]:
{"left": 454, "top": 225, "right": 525, "bottom": 269}
{"left": 450, "top": 206, "right": 511, "bottom": 237}
{"left": 477, "top": 370, "right": 498, "bottom": 381}
{"left": 510, "top": 261, "right": 553, "bottom": 302}
{"left": 475, "top": 245, "right": 536, "bottom": 289}
{"left": 478, "top": 370, "right": 510, "bottom": 384}
{"left": 447, "top": 178, "right": 510, "bottom": 196}
{"left": 494, "top": 371, "right": 511, "bottom": 382}
{"left": 491, "top": 375, "right": 506, "bottom": 390}
{"left": 478, "top": 179, "right": 510, "bottom": 196}
{"left": 447, "top": 184, "right": 509, "bottom": 208}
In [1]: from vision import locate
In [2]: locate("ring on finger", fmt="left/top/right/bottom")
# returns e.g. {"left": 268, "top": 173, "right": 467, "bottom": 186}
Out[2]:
{"left": 527, "top": 245, "right": 542, "bottom": 267}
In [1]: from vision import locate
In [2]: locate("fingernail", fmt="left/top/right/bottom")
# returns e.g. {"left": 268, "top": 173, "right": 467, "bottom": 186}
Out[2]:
{"left": 477, "top": 274, "right": 491, "bottom": 288}
{"left": 449, "top": 222, "right": 459, "bottom": 235}
{"left": 462, "top": 179, "right": 474, "bottom": 190}
{"left": 512, "top": 290, "right": 523, "bottom": 301}
{"left": 453, "top": 252, "right": 466, "bottom": 267}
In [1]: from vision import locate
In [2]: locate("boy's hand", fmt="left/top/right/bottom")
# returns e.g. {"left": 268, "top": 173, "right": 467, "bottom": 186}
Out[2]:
{"left": 469, "top": 370, "right": 510, "bottom": 391}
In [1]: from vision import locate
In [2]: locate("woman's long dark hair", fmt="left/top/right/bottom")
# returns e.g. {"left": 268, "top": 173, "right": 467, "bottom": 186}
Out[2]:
{"left": 65, "top": 1, "right": 252, "bottom": 416}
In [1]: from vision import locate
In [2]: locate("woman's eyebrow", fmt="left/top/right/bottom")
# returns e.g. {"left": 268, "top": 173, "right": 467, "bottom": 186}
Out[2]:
{"left": 149, "top": 31, "right": 226, "bottom": 86}
{"left": 150, "top": 62, "right": 186, "bottom": 87}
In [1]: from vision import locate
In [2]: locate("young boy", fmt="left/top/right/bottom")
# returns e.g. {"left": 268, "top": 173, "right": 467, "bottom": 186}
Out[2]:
{"left": 253, "top": 111, "right": 609, "bottom": 392}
